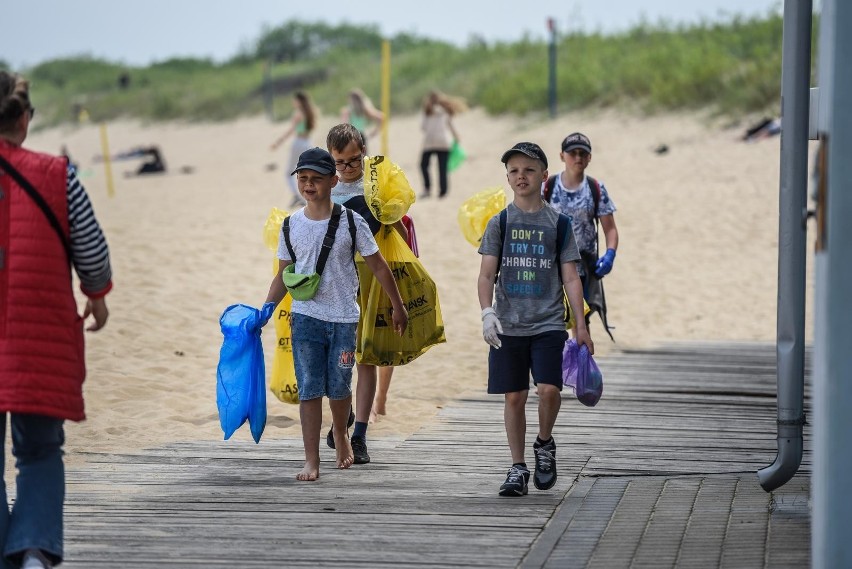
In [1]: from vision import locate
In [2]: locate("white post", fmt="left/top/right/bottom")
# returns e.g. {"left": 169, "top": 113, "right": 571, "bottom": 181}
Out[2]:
{"left": 813, "top": 0, "right": 852, "bottom": 566}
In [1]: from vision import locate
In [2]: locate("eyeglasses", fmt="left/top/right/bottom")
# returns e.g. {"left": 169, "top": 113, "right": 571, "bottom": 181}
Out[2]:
{"left": 27, "top": 107, "right": 35, "bottom": 119}
{"left": 334, "top": 155, "right": 363, "bottom": 171}
{"left": 566, "top": 149, "right": 589, "bottom": 158}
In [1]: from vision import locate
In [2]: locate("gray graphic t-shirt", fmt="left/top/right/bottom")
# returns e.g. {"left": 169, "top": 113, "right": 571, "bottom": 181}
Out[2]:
{"left": 478, "top": 203, "right": 581, "bottom": 335}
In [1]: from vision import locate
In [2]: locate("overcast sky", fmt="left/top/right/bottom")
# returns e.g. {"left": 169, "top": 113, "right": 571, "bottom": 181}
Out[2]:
{"left": 3, "top": 0, "right": 787, "bottom": 69}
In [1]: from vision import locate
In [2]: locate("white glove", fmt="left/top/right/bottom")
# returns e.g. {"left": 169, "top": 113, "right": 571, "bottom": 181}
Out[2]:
{"left": 481, "top": 307, "right": 503, "bottom": 349}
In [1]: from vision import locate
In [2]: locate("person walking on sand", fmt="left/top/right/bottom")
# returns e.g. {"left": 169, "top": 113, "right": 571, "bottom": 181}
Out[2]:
{"left": 542, "top": 132, "right": 618, "bottom": 340}
{"left": 264, "top": 147, "right": 407, "bottom": 481}
{"left": 0, "top": 71, "right": 113, "bottom": 568}
{"left": 478, "top": 142, "right": 593, "bottom": 497}
{"left": 270, "top": 91, "right": 317, "bottom": 207}
{"left": 419, "top": 90, "right": 464, "bottom": 199}
{"left": 324, "top": 123, "right": 412, "bottom": 463}
{"left": 341, "top": 89, "right": 383, "bottom": 153}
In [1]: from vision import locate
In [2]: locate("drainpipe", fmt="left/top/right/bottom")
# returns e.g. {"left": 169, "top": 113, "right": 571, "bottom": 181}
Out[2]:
{"left": 757, "top": 0, "right": 812, "bottom": 492}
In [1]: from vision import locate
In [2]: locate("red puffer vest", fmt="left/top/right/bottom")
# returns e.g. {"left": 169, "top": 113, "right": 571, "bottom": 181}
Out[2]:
{"left": 0, "top": 139, "right": 86, "bottom": 421}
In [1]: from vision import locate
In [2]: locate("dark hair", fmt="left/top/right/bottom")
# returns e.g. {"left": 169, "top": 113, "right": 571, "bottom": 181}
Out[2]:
{"left": 0, "top": 71, "right": 31, "bottom": 134}
{"left": 294, "top": 91, "right": 316, "bottom": 131}
{"left": 326, "top": 123, "right": 365, "bottom": 153}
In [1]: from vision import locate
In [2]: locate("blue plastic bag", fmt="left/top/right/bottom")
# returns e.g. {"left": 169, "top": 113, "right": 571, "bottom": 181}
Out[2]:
{"left": 216, "top": 303, "right": 274, "bottom": 443}
{"left": 562, "top": 339, "right": 579, "bottom": 388}
{"left": 576, "top": 345, "right": 603, "bottom": 407}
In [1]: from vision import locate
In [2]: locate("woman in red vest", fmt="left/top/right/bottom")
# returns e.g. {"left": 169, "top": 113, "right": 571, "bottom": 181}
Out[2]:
{"left": 0, "top": 71, "right": 113, "bottom": 569}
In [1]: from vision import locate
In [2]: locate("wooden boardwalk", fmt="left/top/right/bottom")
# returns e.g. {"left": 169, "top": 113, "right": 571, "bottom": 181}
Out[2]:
{"left": 59, "top": 343, "right": 811, "bottom": 568}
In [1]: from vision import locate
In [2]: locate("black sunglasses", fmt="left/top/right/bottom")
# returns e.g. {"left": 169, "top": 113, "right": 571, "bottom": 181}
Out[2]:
{"left": 27, "top": 107, "right": 35, "bottom": 119}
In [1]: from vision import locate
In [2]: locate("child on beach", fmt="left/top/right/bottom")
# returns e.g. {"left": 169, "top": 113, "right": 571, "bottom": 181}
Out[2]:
{"left": 264, "top": 147, "right": 408, "bottom": 481}
{"left": 543, "top": 132, "right": 618, "bottom": 339}
{"left": 478, "top": 142, "right": 594, "bottom": 496}
{"left": 341, "top": 89, "right": 383, "bottom": 153}
{"left": 270, "top": 91, "right": 317, "bottom": 207}
{"left": 324, "top": 123, "right": 410, "bottom": 464}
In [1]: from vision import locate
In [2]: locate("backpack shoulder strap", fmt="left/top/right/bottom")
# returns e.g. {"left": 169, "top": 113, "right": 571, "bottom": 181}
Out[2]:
{"left": 494, "top": 208, "right": 508, "bottom": 280}
{"left": 346, "top": 207, "right": 356, "bottom": 259}
{"left": 281, "top": 216, "right": 296, "bottom": 263}
{"left": 315, "top": 203, "right": 342, "bottom": 276}
{"left": 586, "top": 175, "right": 601, "bottom": 218}
{"left": 555, "top": 213, "right": 571, "bottom": 284}
{"left": 543, "top": 174, "right": 558, "bottom": 202}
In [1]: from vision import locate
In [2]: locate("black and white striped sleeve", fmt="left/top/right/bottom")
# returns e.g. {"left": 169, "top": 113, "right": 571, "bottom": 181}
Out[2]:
{"left": 67, "top": 165, "right": 112, "bottom": 297}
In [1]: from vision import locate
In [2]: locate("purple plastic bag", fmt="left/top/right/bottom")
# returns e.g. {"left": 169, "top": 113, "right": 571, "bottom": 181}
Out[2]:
{"left": 562, "top": 339, "right": 580, "bottom": 388}
{"left": 576, "top": 345, "right": 603, "bottom": 407}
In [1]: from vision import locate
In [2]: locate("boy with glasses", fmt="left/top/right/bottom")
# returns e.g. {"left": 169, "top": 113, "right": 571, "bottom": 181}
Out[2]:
{"left": 324, "top": 124, "right": 409, "bottom": 465}
{"left": 543, "top": 132, "right": 619, "bottom": 339}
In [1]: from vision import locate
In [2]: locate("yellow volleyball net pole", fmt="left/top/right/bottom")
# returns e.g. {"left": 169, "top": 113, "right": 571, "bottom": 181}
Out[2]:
{"left": 98, "top": 123, "right": 115, "bottom": 198}
{"left": 381, "top": 39, "right": 391, "bottom": 157}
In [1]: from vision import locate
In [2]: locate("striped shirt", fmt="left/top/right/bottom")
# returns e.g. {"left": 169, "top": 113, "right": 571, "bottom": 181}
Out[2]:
{"left": 67, "top": 164, "right": 112, "bottom": 295}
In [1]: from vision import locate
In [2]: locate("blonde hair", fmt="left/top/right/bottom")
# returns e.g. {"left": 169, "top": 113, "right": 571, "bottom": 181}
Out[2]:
{"left": 0, "top": 71, "right": 31, "bottom": 134}
{"left": 423, "top": 90, "right": 468, "bottom": 116}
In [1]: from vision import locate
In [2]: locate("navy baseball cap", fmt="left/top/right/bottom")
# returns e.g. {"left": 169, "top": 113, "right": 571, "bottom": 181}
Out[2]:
{"left": 500, "top": 142, "right": 548, "bottom": 169}
{"left": 291, "top": 147, "right": 336, "bottom": 176}
{"left": 561, "top": 132, "right": 592, "bottom": 153}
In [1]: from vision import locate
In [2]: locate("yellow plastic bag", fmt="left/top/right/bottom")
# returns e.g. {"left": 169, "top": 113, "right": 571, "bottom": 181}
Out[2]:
{"left": 269, "top": 295, "right": 299, "bottom": 404}
{"left": 565, "top": 297, "right": 592, "bottom": 330}
{"left": 357, "top": 226, "right": 446, "bottom": 366}
{"left": 364, "top": 155, "right": 415, "bottom": 225}
{"left": 457, "top": 186, "right": 506, "bottom": 247}
{"left": 262, "top": 207, "right": 298, "bottom": 404}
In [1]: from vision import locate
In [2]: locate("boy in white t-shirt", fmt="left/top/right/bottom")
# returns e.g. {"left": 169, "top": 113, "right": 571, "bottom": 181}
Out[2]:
{"left": 264, "top": 147, "right": 408, "bottom": 482}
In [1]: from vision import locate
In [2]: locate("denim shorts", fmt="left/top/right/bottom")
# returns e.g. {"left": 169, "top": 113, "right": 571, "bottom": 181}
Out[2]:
{"left": 488, "top": 330, "right": 568, "bottom": 394}
{"left": 291, "top": 313, "right": 358, "bottom": 401}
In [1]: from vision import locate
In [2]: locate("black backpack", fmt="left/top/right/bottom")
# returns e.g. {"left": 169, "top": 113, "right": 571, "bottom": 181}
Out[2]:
{"left": 543, "top": 174, "right": 602, "bottom": 233}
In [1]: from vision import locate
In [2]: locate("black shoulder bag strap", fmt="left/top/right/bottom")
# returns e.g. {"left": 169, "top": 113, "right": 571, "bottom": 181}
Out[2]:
{"left": 314, "top": 203, "right": 343, "bottom": 275}
{"left": 281, "top": 203, "right": 344, "bottom": 276}
{"left": 0, "top": 154, "right": 72, "bottom": 263}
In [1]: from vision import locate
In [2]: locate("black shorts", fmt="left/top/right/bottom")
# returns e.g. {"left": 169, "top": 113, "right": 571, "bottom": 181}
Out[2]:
{"left": 487, "top": 330, "right": 568, "bottom": 394}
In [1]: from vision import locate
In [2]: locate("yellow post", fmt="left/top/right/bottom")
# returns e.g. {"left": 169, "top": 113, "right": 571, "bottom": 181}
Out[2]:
{"left": 98, "top": 123, "right": 115, "bottom": 198}
{"left": 381, "top": 39, "right": 391, "bottom": 157}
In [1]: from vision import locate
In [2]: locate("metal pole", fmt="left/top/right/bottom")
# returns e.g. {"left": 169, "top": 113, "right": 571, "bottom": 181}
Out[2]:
{"left": 756, "top": 0, "right": 812, "bottom": 492}
{"left": 547, "top": 18, "right": 557, "bottom": 118}
{"left": 813, "top": 0, "right": 852, "bottom": 564}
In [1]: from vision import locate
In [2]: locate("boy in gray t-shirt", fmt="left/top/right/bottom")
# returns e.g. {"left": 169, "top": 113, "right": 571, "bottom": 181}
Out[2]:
{"left": 477, "top": 142, "right": 594, "bottom": 497}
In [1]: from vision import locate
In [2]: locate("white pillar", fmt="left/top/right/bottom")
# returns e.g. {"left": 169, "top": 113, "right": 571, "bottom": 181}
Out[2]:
{"left": 813, "top": 0, "right": 852, "bottom": 566}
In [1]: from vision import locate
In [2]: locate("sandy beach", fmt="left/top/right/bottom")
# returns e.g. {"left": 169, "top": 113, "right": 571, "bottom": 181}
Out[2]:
{"left": 23, "top": 108, "right": 816, "bottom": 458}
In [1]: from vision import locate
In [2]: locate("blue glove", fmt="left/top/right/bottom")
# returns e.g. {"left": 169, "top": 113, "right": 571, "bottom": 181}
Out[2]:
{"left": 594, "top": 249, "right": 616, "bottom": 277}
{"left": 260, "top": 302, "right": 276, "bottom": 327}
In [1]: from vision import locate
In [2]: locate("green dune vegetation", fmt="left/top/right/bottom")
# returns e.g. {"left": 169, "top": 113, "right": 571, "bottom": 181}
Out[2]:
{"left": 6, "top": 11, "right": 817, "bottom": 128}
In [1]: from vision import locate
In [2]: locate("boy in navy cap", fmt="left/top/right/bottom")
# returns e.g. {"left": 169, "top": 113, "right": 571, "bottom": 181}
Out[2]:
{"left": 264, "top": 147, "right": 407, "bottom": 481}
{"left": 543, "top": 132, "right": 619, "bottom": 339}
{"left": 477, "top": 142, "right": 594, "bottom": 496}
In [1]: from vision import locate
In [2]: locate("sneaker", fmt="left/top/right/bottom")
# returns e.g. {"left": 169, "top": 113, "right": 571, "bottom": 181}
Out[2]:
{"left": 499, "top": 465, "right": 529, "bottom": 497}
{"left": 22, "top": 549, "right": 53, "bottom": 569}
{"left": 326, "top": 407, "right": 356, "bottom": 449}
{"left": 351, "top": 435, "right": 371, "bottom": 464}
{"left": 533, "top": 438, "right": 557, "bottom": 490}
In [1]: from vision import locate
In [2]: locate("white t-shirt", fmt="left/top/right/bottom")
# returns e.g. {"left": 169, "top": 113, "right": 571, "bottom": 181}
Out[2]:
{"left": 277, "top": 207, "right": 379, "bottom": 323}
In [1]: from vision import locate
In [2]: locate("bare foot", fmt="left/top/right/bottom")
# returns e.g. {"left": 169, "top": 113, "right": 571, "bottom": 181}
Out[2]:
{"left": 335, "top": 432, "right": 354, "bottom": 469}
{"left": 373, "top": 397, "right": 387, "bottom": 416}
{"left": 369, "top": 409, "right": 378, "bottom": 424}
{"left": 296, "top": 462, "right": 319, "bottom": 481}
